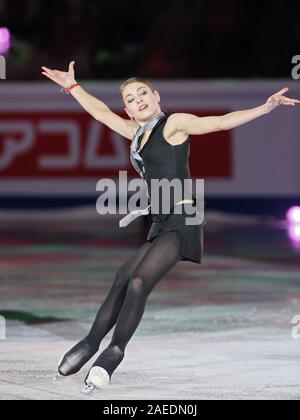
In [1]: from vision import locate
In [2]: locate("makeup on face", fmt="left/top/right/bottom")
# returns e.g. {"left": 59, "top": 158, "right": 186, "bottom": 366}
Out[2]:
{"left": 125, "top": 86, "right": 150, "bottom": 106}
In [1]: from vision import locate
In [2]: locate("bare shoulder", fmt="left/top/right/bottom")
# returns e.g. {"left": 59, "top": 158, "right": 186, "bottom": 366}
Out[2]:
{"left": 163, "top": 113, "right": 189, "bottom": 145}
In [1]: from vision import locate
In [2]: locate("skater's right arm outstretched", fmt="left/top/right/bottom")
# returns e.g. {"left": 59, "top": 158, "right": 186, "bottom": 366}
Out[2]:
{"left": 41, "top": 61, "right": 139, "bottom": 140}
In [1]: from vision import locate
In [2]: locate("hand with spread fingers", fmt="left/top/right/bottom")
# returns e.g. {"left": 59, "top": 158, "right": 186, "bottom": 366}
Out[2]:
{"left": 265, "top": 87, "right": 300, "bottom": 112}
{"left": 41, "top": 61, "right": 76, "bottom": 89}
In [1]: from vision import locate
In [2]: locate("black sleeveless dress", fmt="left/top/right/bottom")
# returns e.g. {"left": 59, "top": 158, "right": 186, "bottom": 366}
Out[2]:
{"left": 135, "top": 113, "right": 204, "bottom": 264}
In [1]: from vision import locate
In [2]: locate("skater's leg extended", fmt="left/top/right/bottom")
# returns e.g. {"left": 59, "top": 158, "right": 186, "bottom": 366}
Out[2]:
{"left": 85, "top": 231, "right": 181, "bottom": 387}
{"left": 86, "top": 241, "right": 154, "bottom": 348}
{"left": 58, "top": 240, "right": 152, "bottom": 376}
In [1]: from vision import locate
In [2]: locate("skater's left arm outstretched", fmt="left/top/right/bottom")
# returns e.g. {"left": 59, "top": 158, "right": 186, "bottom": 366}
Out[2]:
{"left": 170, "top": 87, "right": 299, "bottom": 136}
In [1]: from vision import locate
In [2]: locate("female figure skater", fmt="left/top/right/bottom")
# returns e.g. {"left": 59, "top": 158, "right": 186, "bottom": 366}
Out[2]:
{"left": 41, "top": 62, "right": 299, "bottom": 394}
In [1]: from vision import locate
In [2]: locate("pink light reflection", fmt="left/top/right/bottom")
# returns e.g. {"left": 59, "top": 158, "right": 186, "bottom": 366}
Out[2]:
{"left": 0, "top": 27, "right": 10, "bottom": 43}
{"left": 286, "top": 206, "right": 300, "bottom": 224}
{"left": 0, "top": 27, "right": 11, "bottom": 54}
{"left": 288, "top": 224, "right": 300, "bottom": 243}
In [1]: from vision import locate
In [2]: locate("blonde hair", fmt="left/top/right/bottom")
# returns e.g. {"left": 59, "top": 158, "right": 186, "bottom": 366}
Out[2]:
{"left": 120, "top": 77, "right": 156, "bottom": 103}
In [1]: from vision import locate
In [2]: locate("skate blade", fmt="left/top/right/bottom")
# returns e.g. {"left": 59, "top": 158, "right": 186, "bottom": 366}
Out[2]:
{"left": 82, "top": 367, "right": 110, "bottom": 394}
{"left": 81, "top": 384, "right": 96, "bottom": 395}
{"left": 53, "top": 355, "right": 64, "bottom": 382}
{"left": 52, "top": 373, "right": 64, "bottom": 383}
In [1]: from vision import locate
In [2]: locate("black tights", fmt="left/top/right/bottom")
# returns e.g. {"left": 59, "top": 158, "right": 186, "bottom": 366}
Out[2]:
{"left": 58, "top": 231, "right": 181, "bottom": 378}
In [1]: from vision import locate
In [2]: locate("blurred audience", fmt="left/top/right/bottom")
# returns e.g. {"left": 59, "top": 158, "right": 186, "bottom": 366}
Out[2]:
{"left": 0, "top": 0, "right": 298, "bottom": 79}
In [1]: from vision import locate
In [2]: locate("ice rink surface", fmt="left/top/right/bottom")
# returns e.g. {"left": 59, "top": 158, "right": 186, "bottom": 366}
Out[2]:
{"left": 0, "top": 209, "right": 299, "bottom": 400}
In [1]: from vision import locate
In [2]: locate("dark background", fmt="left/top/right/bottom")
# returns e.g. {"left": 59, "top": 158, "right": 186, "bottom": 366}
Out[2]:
{"left": 1, "top": 0, "right": 299, "bottom": 80}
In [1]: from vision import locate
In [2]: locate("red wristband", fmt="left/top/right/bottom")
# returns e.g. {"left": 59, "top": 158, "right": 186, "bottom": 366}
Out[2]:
{"left": 65, "top": 83, "right": 79, "bottom": 94}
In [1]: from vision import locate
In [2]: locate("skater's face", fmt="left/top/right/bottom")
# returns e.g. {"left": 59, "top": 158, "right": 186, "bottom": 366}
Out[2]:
{"left": 122, "top": 82, "right": 161, "bottom": 123}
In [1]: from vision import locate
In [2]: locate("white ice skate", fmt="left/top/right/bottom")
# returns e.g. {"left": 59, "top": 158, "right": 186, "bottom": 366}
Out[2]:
{"left": 81, "top": 367, "right": 110, "bottom": 395}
